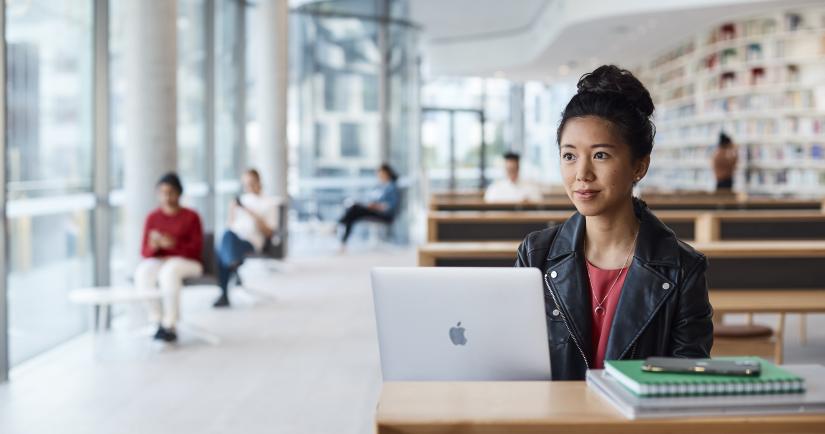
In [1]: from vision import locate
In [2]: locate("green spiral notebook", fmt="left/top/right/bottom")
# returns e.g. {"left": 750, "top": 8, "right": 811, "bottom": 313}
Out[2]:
{"left": 604, "top": 357, "right": 805, "bottom": 397}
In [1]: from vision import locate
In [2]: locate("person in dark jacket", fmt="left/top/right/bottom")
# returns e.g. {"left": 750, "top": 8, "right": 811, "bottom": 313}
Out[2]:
{"left": 515, "top": 65, "right": 713, "bottom": 380}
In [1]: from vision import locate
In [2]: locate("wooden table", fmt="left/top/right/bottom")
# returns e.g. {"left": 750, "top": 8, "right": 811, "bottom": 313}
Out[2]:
{"left": 710, "top": 289, "right": 825, "bottom": 313}
{"left": 430, "top": 196, "right": 825, "bottom": 212}
{"left": 427, "top": 209, "right": 825, "bottom": 243}
{"left": 417, "top": 240, "right": 825, "bottom": 289}
{"left": 377, "top": 381, "right": 825, "bottom": 434}
{"left": 418, "top": 240, "right": 825, "bottom": 262}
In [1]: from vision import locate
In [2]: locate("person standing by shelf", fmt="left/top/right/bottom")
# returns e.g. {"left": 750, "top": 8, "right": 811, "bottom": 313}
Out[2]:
{"left": 712, "top": 132, "right": 738, "bottom": 191}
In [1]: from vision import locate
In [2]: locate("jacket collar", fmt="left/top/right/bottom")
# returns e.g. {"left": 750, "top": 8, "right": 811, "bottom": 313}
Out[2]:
{"left": 543, "top": 199, "right": 682, "bottom": 365}
{"left": 545, "top": 199, "right": 680, "bottom": 267}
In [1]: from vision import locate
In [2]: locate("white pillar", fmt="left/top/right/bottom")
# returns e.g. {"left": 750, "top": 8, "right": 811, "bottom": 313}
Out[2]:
{"left": 123, "top": 0, "right": 178, "bottom": 268}
{"left": 255, "top": 0, "right": 289, "bottom": 198}
{"left": 0, "top": 0, "right": 9, "bottom": 383}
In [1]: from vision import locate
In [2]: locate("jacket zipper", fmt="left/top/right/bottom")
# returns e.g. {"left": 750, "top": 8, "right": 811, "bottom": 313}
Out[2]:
{"left": 544, "top": 271, "right": 590, "bottom": 369}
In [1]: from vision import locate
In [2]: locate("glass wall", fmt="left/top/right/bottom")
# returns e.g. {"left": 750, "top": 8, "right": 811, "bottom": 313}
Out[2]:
{"left": 177, "top": 0, "right": 212, "bottom": 230}
{"left": 291, "top": 0, "right": 418, "bottom": 243}
{"left": 214, "top": 0, "right": 244, "bottom": 234}
{"left": 421, "top": 76, "right": 574, "bottom": 191}
{"left": 0, "top": 0, "right": 257, "bottom": 373}
{"left": 523, "top": 81, "right": 574, "bottom": 185}
{"left": 5, "top": 0, "right": 94, "bottom": 365}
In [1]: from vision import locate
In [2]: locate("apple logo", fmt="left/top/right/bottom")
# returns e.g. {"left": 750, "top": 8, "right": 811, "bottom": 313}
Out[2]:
{"left": 449, "top": 321, "right": 467, "bottom": 346}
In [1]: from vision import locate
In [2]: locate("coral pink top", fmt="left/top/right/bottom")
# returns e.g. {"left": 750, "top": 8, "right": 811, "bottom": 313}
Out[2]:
{"left": 586, "top": 261, "right": 629, "bottom": 369}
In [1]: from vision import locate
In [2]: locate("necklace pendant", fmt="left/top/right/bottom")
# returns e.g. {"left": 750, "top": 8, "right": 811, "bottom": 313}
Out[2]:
{"left": 594, "top": 306, "right": 606, "bottom": 315}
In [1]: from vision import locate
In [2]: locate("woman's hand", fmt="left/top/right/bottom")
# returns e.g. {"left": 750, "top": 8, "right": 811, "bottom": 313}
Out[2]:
{"left": 158, "top": 233, "right": 175, "bottom": 249}
{"left": 368, "top": 202, "right": 387, "bottom": 212}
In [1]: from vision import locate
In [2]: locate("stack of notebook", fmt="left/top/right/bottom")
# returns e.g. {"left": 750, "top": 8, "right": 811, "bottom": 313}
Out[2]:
{"left": 586, "top": 357, "right": 825, "bottom": 419}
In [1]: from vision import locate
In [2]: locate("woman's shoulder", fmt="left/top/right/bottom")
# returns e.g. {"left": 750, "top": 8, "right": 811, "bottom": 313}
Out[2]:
{"left": 519, "top": 225, "right": 561, "bottom": 255}
{"left": 674, "top": 238, "right": 707, "bottom": 270}
{"left": 180, "top": 207, "right": 203, "bottom": 222}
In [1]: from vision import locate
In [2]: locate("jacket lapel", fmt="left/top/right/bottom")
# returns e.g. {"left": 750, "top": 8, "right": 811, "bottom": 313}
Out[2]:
{"left": 604, "top": 205, "right": 680, "bottom": 360}
{"left": 543, "top": 214, "right": 595, "bottom": 367}
{"left": 603, "top": 260, "right": 676, "bottom": 360}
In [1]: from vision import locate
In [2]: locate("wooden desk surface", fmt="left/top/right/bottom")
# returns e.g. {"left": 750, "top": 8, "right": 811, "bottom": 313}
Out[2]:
{"left": 428, "top": 209, "right": 825, "bottom": 221}
{"left": 427, "top": 210, "right": 702, "bottom": 222}
{"left": 418, "top": 240, "right": 825, "bottom": 258}
{"left": 427, "top": 210, "right": 575, "bottom": 222}
{"left": 710, "top": 289, "right": 825, "bottom": 313}
{"left": 430, "top": 196, "right": 823, "bottom": 207}
{"left": 377, "top": 381, "right": 825, "bottom": 434}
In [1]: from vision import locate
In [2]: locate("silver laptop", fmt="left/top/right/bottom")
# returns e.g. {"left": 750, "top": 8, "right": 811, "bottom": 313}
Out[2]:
{"left": 371, "top": 267, "right": 551, "bottom": 381}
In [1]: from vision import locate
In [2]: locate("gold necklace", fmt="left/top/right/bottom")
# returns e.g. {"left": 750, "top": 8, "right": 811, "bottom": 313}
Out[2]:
{"left": 584, "top": 229, "right": 638, "bottom": 316}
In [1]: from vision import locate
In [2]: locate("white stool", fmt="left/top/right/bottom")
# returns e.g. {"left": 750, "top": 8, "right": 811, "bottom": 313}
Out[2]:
{"left": 68, "top": 286, "right": 160, "bottom": 332}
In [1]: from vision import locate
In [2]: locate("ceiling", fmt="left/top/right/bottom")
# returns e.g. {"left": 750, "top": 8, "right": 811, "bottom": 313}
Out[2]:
{"left": 409, "top": 0, "right": 825, "bottom": 82}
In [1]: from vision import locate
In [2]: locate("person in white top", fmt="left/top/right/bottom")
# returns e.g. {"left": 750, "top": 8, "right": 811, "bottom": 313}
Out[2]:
{"left": 484, "top": 152, "right": 543, "bottom": 203}
{"left": 213, "top": 169, "right": 279, "bottom": 307}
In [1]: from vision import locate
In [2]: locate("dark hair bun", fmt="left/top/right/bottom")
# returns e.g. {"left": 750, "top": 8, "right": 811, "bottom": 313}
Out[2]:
{"left": 577, "top": 65, "right": 654, "bottom": 118}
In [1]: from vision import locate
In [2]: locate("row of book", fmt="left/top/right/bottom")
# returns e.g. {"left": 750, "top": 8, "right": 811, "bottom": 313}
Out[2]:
{"left": 747, "top": 142, "right": 825, "bottom": 161}
{"left": 657, "top": 120, "right": 780, "bottom": 143}
{"left": 745, "top": 168, "right": 825, "bottom": 188}
{"left": 702, "top": 38, "right": 820, "bottom": 70}
{"left": 708, "top": 12, "right": 819, "bottom": 43}
{"left": 657, "top": 116, "right": 825, "bottom": 142}
{"left": 701, "top": 64, "right": 800, "bottom": 90}
{"left": 703, "top": 90, "right": 815, "bottom": 113}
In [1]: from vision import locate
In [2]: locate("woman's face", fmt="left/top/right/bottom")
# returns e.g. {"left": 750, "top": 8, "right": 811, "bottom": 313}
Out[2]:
{"left": 242, "top": 172, "right": 262, "bottom": 195}
{"left": 559, "top": 116, "right": 648, "bottom": 217}
{"left": 377, "top": 169, "right": 390, "bottom": 183}
{"left": 157, "top": 183, "right": 181, "bottom": 208}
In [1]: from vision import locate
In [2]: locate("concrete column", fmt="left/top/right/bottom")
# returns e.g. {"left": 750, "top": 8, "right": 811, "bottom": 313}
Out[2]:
{"left": 92, "top": 0, "right": 111, "bottom": 288}
{"left": 123, "top": 0, "right": 178, "bottom": 268}
{"left": 254, "top": 0, "right": 289, "bottom": 199}
{"left": 0, "top": 0, "right": 9, "bottom": 383}
{"left": 377, "top": 0, "right": 390, "bottom": 163}
{"left": 510, "top": 83, "right": 525, "bottom": 154}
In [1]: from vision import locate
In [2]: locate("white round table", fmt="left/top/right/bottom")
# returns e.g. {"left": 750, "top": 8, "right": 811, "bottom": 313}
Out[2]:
{"left": 68, "top": 286, "right": 161, "bottom": 331}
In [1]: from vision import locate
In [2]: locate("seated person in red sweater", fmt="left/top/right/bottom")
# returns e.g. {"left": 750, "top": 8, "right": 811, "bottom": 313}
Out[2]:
{"left": 134, "top": 172, "right": 204, "bottom": 343}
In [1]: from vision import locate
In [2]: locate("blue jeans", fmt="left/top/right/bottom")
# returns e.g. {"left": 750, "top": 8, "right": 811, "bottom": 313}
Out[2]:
{"left": 217, "top": 230, "right": 254, "bottom": 296}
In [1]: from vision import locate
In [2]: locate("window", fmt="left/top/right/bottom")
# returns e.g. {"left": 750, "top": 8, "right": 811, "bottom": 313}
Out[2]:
{"left": 363, "top": 74, "right": 378, "bottom": 111}
{"left": 314, "top": 123, "right": 327, "bottom": 158}
{"left": 340, "top": 123, "right": 362, "bottom": 157}
{"left": 5, "top": 0, "right": 95, "bottom": 365}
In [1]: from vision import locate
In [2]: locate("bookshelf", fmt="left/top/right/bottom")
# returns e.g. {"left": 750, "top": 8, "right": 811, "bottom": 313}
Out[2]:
{"left": 640, "top": 7, "right": 825, "bottom": 197}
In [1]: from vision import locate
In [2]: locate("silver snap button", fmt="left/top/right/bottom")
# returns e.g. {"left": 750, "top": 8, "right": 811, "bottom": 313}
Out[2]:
{"left": 550, "top": 271, "right": 558, "bottom": 279}
{"left": 662, "top": 282, "right": 671, "bottom": 290}
{"left": 552, "top": 309, "right": 560, "bottom": 317}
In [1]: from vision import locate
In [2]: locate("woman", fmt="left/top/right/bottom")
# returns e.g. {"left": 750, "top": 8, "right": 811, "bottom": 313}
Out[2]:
{"left": 338, "top": 163, "right": 400, "bottom": 249}
{"left": 135, "top": 172, "right": 204, "bottom": 343}
{"left": 213, "top": 168, "right": 278, "bottom": 308}
{"left": 516, "top": 65, "right": 713, "bottom": 380}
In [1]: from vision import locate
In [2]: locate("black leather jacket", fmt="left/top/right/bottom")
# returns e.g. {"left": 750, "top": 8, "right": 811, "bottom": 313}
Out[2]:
{"left": 516, "top": 199, "right": 713, "bottom": 380}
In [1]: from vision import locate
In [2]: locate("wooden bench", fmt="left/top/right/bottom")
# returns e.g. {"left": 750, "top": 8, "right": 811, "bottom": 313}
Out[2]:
{"left": 427, "top": 210, "right": 825, "bottom": 243}
{"left": 417, "top": 240, "right": 825, "bottom": 289}
{"left": 709, "top": 289, "right": 825, "bottom": 363}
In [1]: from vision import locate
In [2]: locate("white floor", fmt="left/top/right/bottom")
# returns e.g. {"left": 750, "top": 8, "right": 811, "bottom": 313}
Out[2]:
{"left": 0, "top": 244, "right": 823, "bottom": 434}
{"left": 0, "top": 245, "right": 414, "bottom": 434}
